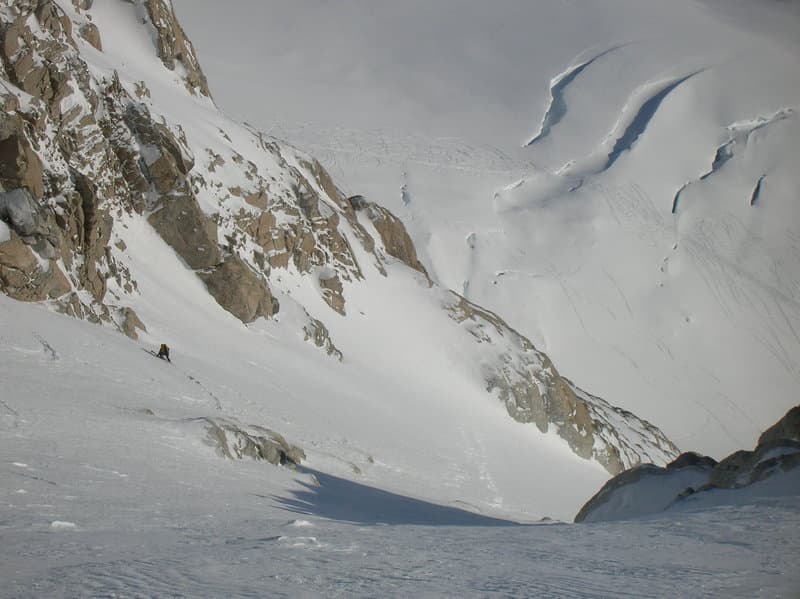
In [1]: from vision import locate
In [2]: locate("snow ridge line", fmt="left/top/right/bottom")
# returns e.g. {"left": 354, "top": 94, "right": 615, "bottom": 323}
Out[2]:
{"left": 671, "top": 107, "right": 794, "bottom": 213}
{"left": 604, "top": 70, "right": 702, "bottom": 170}
{"left": 526, "top": 44, "right": 628, "bottom": 146}
{"left": 499, "top": 70, "right": 705, "bottom": 215}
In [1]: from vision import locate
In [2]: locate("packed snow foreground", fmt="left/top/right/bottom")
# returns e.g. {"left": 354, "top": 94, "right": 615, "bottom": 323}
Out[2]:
{"left": 2, "top": 296, "right": 799, "bottom": 599}
{"left": 1, "top": 0, "right": 799, "bottom": 596}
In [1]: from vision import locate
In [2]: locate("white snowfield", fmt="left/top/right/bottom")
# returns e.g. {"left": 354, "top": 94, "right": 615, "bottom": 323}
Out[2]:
{"left": 1, "top": 0, "right": 800, "bottom": 595}
{"left": 19, "top": 0, "right": 650, "bottom": 523}
{"left": 2, "top": 296, "right": 799, "bottom": 597}
{"left": 173, "top": 0, "right": 800, "bottom": 459}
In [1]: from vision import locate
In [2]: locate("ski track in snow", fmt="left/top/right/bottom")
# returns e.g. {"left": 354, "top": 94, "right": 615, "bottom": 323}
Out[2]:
{"left": 185, "top": 373, "right": 224, "bottom": 412}
{"left": 265, "top": 122, "right": 537, "bottom": 186}
{"left": 526, "top": 44, "right": 628, "bottom": 146}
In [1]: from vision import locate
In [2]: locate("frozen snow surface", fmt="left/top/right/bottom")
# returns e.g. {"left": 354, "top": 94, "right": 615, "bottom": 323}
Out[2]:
{"left": 2, "top": 0, "right": 800, "bottom": 595}
{"left": 173, "top": 0, "right": 800, "bottom": 459}
{"left": 1, "top": 296, "right": 799, "bottom": 596}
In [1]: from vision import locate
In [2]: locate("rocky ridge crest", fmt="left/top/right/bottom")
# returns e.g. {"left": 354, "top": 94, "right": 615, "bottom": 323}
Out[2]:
{"left": 575, "top": 404, "right": 800, "bottom": 522}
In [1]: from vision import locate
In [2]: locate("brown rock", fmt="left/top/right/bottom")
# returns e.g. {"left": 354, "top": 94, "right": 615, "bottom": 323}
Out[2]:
{"left": 243, "top": 211, "right": 277, "bottom": 248}
{"left": 2, "top": 17, "right": 23, "bottom": 59}
{"left": 448, "top": 293, "right": 677, "bottom": 475}
{"left": 0, "top": 235, "right": 70, "bottom": 301}
{"left": 148, "top": 194, "right": 221, "bottom": 269}
{"left": 758, "top": 405, "right": 800, "bottom": 446}
{"left": 305, "top": 157, "right": 346, "bottom": 207}
{"left": 351, "top": 197, "right": 428, "bottom": 278}
{"left": 1, "top": 94, "right": 20, "bottom": 112}
{"left": 268, "top": 252, "right": 291, "bottom": 269}
{"left": 203, "top": 417, "right": 304, "bottom": 466}
{"left": 79, "top": 23, "right": 102, "bottom": 51}
{"left": 119, "top": 307, "right": 146, "bottom": 340}
{"left": 142, "top": 0, "right": 211, "bottom": 97}
{"left": 72, "top": 171, "right": 112, "bottom": 301}
{"left": 199, "top": 254, "right": 278, "bottom": 323}
{"left": 0, "top": 113, "right": 45, "bottom": 199}
{"left": 245, "top": 190, "right": 269, "bottom": 210}
{"left": 319, "top": 273, "right": 345, "bottom": 315}
{"left": 35, "top": 1, "right": 72, "bottom": 42}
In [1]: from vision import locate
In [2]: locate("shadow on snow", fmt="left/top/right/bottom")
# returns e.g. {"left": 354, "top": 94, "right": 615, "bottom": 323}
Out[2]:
{"left": 273, "top": 468, "right": 521, "bottom": 526}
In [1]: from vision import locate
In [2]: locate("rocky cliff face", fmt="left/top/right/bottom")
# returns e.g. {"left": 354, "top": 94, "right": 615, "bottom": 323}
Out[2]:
{"left": 0, "top": 0, "right": 678, "bottom": 474}
{"left": 446, "top": 293, "right": 677, "bottom": 475}
{"left": 0, "top": 0, "right": 373, "bottom": 330}
{"left": 0, "top": 1, "right": 130, "bottom": 330}
{"left": 201, "top": 417, "right": 305, "bottom": 467}
{"left": 140, "top": 0, "right": 210, "bottom": 97}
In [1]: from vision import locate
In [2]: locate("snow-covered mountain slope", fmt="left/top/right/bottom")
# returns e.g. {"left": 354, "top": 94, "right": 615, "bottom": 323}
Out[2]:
{"left": 2, "top": 295, "right": 800, "bottom": 597}
{"left": 1, "top": 2, "right": 799, "bottom": 596}
{"left": 0, "top": 0, "right": 684, "bottom": 525}
{"left": 173, "top": 0, "right": 800, "bottom": 458}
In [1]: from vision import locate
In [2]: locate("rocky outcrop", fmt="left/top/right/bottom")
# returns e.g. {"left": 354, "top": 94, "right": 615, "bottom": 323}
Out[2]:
{"left": 148, "top": 194, "right": 220, "bottom": 269}
{"left": 141, "top": 0, "right": 210, "bottom": 97}
{"left": 0, "top": 113, "right": 44, "bottom": 199}
{"left": 247, "top": 150, "right": 365, "bottom": 278}
{"left": 575, "top": 405, "right": 800, "bottom": 522}
{"left": 303, "top": 315, "right": 343, "bottom": 361}
{"left": 117, "top": 306, "right": 146, "bottom": 340}
{"left": 1, "top": 2, "right": 73, "bottom": 110}
{"left": 78, "top": 22, "right": 101, "bottom": 51}
{"left": 0, "top": 2, "right": 134, "bottom": 331}
{"left": 0, "top": 188, "right": 41, "bottom": 236}
{"left": 574, "top": 454, "right": 716, "bottom": 523}
{"left": 708, "top": 439, "right": 800, "bottom": 489}
{"left": 0, "top": 0, "right": 372, "bottom": 329}
{"left": 199, "top": 254, "right": 278, "bottom": 323}
{"left": 349, "top": 195, "right": 428, "bottom": 277}
{"left": 667, "top": 451, "right": 718, "bottom": 470}
{"left": 319, "top": 271, "right": 346, "bottom": 315}
{"left": 758, "top": 405, "right": 800, "bottom": 446}
{"left": 447, "top": 293, "right": 678, "bottom": 475}
{"left": 71, "top": 171, "right": 113, "bottom": 301}
{"left": 0, "top": 233, "right": 70, "bottom": 300}
{"left": 202, "top": 417, "right": 305, "bottom": 466}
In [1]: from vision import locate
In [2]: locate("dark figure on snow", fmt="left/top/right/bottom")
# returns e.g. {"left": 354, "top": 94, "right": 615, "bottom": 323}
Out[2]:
{"left": 157, "top": 343, "right": 171, "bottom": 362}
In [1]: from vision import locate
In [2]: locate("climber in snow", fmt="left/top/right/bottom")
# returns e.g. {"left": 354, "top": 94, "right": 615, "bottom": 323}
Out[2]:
{"left": 156, "top": 343, "right": 171, "bottom": 362}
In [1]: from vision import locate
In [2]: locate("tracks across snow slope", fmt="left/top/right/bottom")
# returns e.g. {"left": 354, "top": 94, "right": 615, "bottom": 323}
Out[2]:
{"left": 0, "top": 0, "right": 676, "bottom": 534}
{"left": 2, "top": 297, "right": 798, "bottom": 596}
{"left": 174, "top": 0, "right": 800, "bottom": 458}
